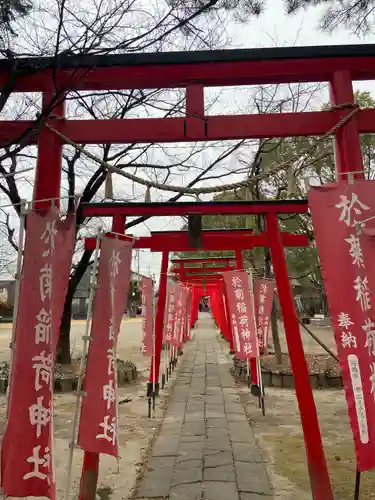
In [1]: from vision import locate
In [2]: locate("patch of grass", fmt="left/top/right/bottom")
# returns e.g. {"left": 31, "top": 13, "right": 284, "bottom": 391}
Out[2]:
{"left": 97, "top": 486, "right": 113, "bottom": 500}
{"left": 265, "top": 432, "right": 375, "bottom": 499}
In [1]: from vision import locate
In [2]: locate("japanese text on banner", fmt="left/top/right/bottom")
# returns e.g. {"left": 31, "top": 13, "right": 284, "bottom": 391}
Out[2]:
{"left": 77, "top": 236, "right": 133, "bottom": 457}
{"left": 141, "top": 277, "right": 154, "bottom": 356}
{"left": 222, "top": 271, "right": 258, "bottom": 359}
{"left": 163, "top": 284, "right": 176, "bottom": 345}
{"left": 254, "top": 279, "right": 276, "bottom": 355}
{"left": 1, "top": 209, "right": 76, "bottom": 498}
{"left": 309, "top": 181, "right": 375, "bottom": 471}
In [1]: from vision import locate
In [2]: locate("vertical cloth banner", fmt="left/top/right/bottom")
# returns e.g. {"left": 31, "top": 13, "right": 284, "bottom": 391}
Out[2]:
{"left": 77, "top": 236, "right": 133, "bottom": 457}
{"left": 222, "top": 271, "right": 258, "bottom": 359}
{"left": 172, "top": 284, "right": 184, "bottom": 348}
{"left": 163, "top": 283, "right": 176, "bottom": 346}
{"left": 254, "top": 279, "right": 276, "bottom": 355}
{"left": 141, "top": 277, "right": 154, "bottom": 356}
{"left": 309, "top": 180, "right": 375, "bottom": 471}
{"left": 185, "top": 288, "right": 193, "bottom": 340}
{"left": 1, "top": 208, "right": 76, "bottom": 498}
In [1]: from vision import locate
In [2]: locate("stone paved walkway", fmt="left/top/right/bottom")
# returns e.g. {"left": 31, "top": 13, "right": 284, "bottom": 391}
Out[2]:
{"left": 136, "top": 317, "right": 274, "bottom": 500}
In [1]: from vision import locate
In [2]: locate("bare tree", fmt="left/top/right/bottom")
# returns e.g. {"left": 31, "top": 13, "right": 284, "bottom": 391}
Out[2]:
{"left": 0, "top": 0, "right": 265, "bottom": 363}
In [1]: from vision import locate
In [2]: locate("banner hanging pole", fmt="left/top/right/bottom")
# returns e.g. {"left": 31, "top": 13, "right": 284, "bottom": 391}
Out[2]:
{"left": 113, "top": 234, "right": 121, "bottom": 466}
{"left": 248, "top": 268, "right": 265, "bottom": 411}
{"left": 354, "top": 468, "right": 361, "bottom": 500}
{"left": 65, "top": 230, "right": 102, "bottom": 500}
{"left": 162, "top": 284, "right": 168, "bottom": 389}
{"left": 6, "top": 200, "right": 26, "bottom": 405}
{"left": 152, "top": 274, "right": 156, "bottom": 415}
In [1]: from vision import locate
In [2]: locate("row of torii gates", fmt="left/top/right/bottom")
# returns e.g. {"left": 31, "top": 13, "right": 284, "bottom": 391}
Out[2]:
{"left": 1, "top": 43, "right": 374, "bottom": 499}
{"left": 82, "top": 201, "right": 321, "bottom": 498}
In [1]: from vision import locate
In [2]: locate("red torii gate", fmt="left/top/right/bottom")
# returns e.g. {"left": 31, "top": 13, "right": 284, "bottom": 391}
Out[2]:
{"left": 2, "top": 43, "right": 371, "bottom": 499}
{"left": 172, "top": 255, "right": 267, "bottom": 393}
{"left": 86, "top": 224, "right": 308, "bottom": 383}
{"left": 80, "top": 201, "right": 328, "bottom": 492}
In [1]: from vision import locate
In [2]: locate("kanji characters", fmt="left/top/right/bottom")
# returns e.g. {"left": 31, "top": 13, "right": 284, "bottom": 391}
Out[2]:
{"left": 107, "top": 348, "right": 116, "bottom": 376}
{"left": 243, "top": 343, "right": 252, "bottom": 355}
{"left": 32, "top": 351, "right": 53, "bottom": 391}
{"left": 109, "top": 250, "right": 121, "bottom": 278}
{"left": 335, "top": 193, "right": 370, "bottom": 227}
{"left": 103, "top": 380, "right": 116, "bottom": 410}
{"left": 231, "top": 276, "right": 242, "bottom": 288}
{"left": 39, "top": 264, "right": 52, "bottom": 302}
{"left": 35, "top": 308, "right": 52, "bottom": 345}
{"left": 40, "top": 220, "right": 57, "bottom": 257}
{"left": 96, "top": 415, "right": 117, "bottom": 445}
{"left": 353, "top": 276, "right": 371, "bottom": 312}
{"left": 238, "top": 315, "right": 248, "bottom": 327}
{"left": 29, "top": 396, "right": 51, "bottom": 438}
{"left": 337, "top": 312, "right": 354, "bottom": 329}
{"left": 240, "top": 328, "right": 251, "bottom": 340}
{"left": 23, "top": 445, "right": 50, "bottom": 481}
{"left": 236, "top": 302, "right": 247, "bottom": 314}
{"left": 108, "top": 320, "right": 115, "bottom": 341}
{"left": 341, "top": 331, "right": 357, "bottom": 349}
{"left": 345, "top": 234, "right": 364, "bottom": 267}
{"left": 363, "top": 318, "right": 375, "bottom": 357}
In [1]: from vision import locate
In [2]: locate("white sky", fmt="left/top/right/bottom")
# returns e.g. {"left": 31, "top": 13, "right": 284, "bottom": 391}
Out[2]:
{"left": 2, "top": 0, "right": 375, "bottom": 283}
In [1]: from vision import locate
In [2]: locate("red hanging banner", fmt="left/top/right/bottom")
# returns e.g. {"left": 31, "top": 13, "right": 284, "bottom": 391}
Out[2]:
{"left": 222, "top": 270, "right": 258, "bottom": 359}
{"left": 77, "top": 236, "right": 133, "bottom": 457}
{"left": 185, "top": 287, "right": 193, "bottom": 340}
{"left": 254, "top": 279, "right": 276, "bottom": 355}
{"left": 163, "top": 283, "right": 176, "bottom": 345}
{"left": 172, "top": 284, "right": 184, "bottom": 348}
{"left": 1, "top": 208, "right": 76, "bottom": 498}
{"left": 141, "top": 277, "right": 154, "bottom": 356}
{"left": 309, "top": 180, "right": 375, "bottom": 472}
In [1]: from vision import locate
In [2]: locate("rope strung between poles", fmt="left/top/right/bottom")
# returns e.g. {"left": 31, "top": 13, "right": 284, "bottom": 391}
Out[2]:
{"left": 46, "top": 102, "right": 359, "bottom": 196}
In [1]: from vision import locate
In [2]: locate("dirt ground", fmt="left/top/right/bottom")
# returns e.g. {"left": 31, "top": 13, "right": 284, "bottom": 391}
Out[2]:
{"left": 0, "top": 318, "right": 176, "bottom": 500}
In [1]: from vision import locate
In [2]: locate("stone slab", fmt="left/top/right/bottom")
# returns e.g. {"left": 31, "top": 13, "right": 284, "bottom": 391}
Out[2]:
{"left": 179, "top": 441, "right": 205, "bottom": 452}
{"left": 203, "top": 481, "right": 239, "bottom": 500}
{"left": 137, "top": 457, "right": 175, "bottom": 498}
{"left": 204, "top": 450, "right": 233, "bottom": 468}
{"left": 226, "top": 413, "right": 248, "bottom": 422}
{"left": 170, "top": 483, "right": 202, "bottom": 500}
{"left": 204, "top": 464, "right": 236, "bottom": 482}
{"left": 205, "top": 437, "right": 232, "bottom": 451}
{"left": 152, "top": 436, "right": 180, "bottom": 457}
{"left": 206, "top": 418, "right": 227, "bottom": 428}
{"left": 235, "top": 461, "right": 273, "bottom": 495}
{"left": 225, "top": 403, "right": 245, "bottom": 414}
{"left": 232, "top": 442, "right": 263, "bottom": 463}
{"left": 173, "top": 464, "right": 203, "bottom": 485}
{"left": 183, "top": 422, "right": 206, "bottom": 435}
{"left": 228, "top": 422, "right": 256, "bottom": 443}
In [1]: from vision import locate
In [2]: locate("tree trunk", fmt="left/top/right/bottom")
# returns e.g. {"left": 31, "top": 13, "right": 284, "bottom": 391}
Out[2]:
{"left": 271, "top": 297, "right": 283, "bottom": 365}
{"left": 57, "top": 294, "right": 73, "bottom": 364}
{"left": 56, "top": 248, "right": 94, "bottom": 365}
{"left": 264, "top": 248, "right": 283, "bottom": 365}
